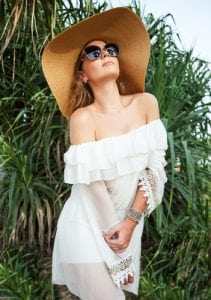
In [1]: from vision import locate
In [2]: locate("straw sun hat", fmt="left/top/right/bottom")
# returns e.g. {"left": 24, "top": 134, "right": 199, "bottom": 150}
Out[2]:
{"left": 41, "top": 7, "right": 150, "bottom": 119}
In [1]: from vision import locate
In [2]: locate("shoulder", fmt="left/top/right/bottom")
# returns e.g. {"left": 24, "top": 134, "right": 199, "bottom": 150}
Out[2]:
{"left": 132, "top": 92, "right": 160, "bottom": 122}
{"left": 132, "top": 92, "right": 158, "bottom": 107}
{"left": 69, "top": 107, "right": 95, "bottom": 145}
{"left": 70, "top": 106, "right": 93, "bottom": 124}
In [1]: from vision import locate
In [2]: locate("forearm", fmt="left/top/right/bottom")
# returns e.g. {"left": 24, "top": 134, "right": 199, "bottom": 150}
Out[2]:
{"left": 88, "top": 181, "right": 119, "bottom": 230}
{"left": 130, "top": 187, "right": 147, "bottom": 213}
{"left": 105, "top": 186, "right": 147, "bottom": 251}
{"left": 124, "top": 187, "right": 147, "bottom": 229}
{"left": 126, "top": 150, "right": 167, "bottom": 227}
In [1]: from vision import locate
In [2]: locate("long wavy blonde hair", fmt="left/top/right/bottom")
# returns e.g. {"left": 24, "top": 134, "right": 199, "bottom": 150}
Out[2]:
{"left": 69, "top": 48, "right": 125, "bottom": 117}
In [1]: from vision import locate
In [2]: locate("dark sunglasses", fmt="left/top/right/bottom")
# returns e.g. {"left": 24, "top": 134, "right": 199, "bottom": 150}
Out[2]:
{"left": 81, "top": 43, "right": 119, "bottom": 62}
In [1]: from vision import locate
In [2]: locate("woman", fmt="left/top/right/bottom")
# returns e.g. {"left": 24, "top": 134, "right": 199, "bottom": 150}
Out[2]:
{"left": 42, "top": 7, "right": 167, "bottom": 300}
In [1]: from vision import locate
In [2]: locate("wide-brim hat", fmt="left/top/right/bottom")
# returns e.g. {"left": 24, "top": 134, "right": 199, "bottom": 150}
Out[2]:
{"left": 41, "top": 7, "right": 150, "bottom": 119}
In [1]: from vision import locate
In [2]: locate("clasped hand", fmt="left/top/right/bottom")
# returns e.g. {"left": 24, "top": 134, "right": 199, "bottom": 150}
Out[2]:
{"left": 104, "top": 219, "right": 136, "bottom": 285}
{"left": 104, "top": 219, "right": 135, "bottom": 253}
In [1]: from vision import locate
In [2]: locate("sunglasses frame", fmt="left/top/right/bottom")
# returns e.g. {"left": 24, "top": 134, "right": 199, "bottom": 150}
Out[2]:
{"left": 80, "top": 43, "right": 119, "bottom": 65}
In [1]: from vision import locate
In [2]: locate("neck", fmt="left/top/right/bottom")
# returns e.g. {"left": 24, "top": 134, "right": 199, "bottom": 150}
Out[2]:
{"left": 89, "top": 80, "right": 123, "bottom": 112}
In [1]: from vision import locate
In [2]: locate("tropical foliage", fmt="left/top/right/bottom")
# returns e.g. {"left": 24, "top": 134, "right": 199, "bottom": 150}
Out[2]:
{"left": 0, "top": 0, "right": 210, "bottom": 299}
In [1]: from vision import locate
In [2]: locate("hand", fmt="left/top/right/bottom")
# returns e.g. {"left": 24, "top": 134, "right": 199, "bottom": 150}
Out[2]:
{"left": 104, "top": 219, "right": 136, "bottom": 285}
{"left": 104, "top": 219, "right": 136, "bottom": 253}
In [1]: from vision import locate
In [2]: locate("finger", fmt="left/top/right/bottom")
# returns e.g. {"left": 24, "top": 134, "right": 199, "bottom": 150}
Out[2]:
{"left": 111, "top": 245, "right": 127, "bottom": 253}
{"left": 109, "top": 244, "right": 124, "bottom": 252}
{"left": 109, "top": 244, "right": 121, "bottom": 250}
{"left": 111, "top": 247, "right": 121, "bottom": 252}
{"left": 105, "top": 238, "right": 121, "bottom": 246}
{"left": 109, "top": 242, "right": 126, "bottom": 248}
{"left": 105, "top": 237, "right": 126, "bottom": 249}
{"left": 116, "top": 248, "right": 126, "bottom": 253}
{"left": 104, "top": 234, "right": 118, "bottom": 244}
{"left": 117, "top": 244, "right": 129, "bottom": 253}
{"left": 105, "top": 230, "right": 119, "bottom": 239}
{"left": 128, "top": 274, "right": 134, "bottom": 283}
{"left": 111, "top": 231, "right": 119, "bottom": 240}
{"left": 104, "top": 233, "right": 117, "bottom": 241}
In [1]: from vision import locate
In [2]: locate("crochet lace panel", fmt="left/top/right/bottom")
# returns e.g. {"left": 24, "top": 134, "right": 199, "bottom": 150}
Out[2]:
{"left": 107, "top": 255, "right": 134, "bottom": 288}
{"left": 138, "top": 168, "right": 162, "bottom": 216}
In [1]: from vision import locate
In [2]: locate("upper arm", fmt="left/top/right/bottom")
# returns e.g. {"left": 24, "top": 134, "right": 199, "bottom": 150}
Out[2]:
{"left": 69, "top": 108, "right": 95, "bottom": 145}
{"left": 143, "top": 93, "right": 160, "bottom": 122}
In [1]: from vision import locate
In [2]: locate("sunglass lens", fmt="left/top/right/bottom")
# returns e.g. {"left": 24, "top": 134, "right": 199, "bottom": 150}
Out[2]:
{"left": 105, "top": 44, "right": 119, "bottom": 57}
{"left": 84, "top": 46, "right": 101, "bottom": 61}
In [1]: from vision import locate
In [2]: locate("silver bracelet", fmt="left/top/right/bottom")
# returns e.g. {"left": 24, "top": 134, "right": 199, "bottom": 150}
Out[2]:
{"left": 126, "top": 207, "right": 143, "bottom": 224}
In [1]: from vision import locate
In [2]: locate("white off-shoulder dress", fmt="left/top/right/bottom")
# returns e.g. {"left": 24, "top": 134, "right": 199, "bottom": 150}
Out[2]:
{"left": 52, "top": 119, "right": 168, "bottom": 300}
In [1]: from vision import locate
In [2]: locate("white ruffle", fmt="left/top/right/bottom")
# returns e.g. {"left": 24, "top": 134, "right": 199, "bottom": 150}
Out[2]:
{"left": 64, "top": 119, "right": 167, "bottom": 184}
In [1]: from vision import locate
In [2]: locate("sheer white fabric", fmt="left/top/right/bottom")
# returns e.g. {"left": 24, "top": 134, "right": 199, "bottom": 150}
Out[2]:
{"left": 61, "top": 262, "right": 125, "bottom": 300}
{"left": 52, "top": 119, "right": 168, "bottom": 299}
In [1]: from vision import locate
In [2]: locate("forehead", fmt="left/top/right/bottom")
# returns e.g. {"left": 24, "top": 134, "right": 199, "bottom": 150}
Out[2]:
{"left": 84, "top": 40, "right": 106, "bottom": 48}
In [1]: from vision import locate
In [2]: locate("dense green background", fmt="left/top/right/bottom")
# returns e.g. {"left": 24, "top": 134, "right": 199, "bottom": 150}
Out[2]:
{"left": 0, "top": 1, "right": 210, "bottom": 299}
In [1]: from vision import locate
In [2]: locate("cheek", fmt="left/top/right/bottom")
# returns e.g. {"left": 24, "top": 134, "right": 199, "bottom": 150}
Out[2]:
{"left": 82, "top": 61, "right": 98, "bottom": 78}
{"left": 115, "top": 59, "right": 120, "bottom": 73}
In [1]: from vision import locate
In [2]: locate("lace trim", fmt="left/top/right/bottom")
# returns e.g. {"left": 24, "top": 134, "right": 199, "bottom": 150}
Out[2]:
{"left": 107, "top": 255, "right": 135, "bottom": 288}
{"left": 138, "top": 168, "right": 161, "bottom": 216}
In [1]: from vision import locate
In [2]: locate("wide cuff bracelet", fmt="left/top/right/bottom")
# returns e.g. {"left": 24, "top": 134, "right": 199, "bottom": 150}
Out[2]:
{"left": 126, "top": 207, "right": 143, "bottom": 224}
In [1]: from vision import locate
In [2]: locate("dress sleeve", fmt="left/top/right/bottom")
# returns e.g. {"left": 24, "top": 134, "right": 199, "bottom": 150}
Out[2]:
{"left": 77, "top": 181, "right": 135, "bottom": 288}
{"left": 87, "top": 181, "right": 120, "bottom": 231}
{"left": 138, "top": 122, "right": 168, "bottom": 216}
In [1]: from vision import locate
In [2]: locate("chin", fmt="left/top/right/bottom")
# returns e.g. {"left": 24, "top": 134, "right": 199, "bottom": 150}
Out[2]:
{"left": 103, "top": 70, "right": 119, "bottom": 81}
{"left": 89, "top": 70, "right": 119, "bottom": 85}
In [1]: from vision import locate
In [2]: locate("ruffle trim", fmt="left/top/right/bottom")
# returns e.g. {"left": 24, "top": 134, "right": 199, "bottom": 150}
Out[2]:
{"left": 64, "top": 119, "right": 167, "bottom": 184}
{"left": 107, "top": 255, "right": 135, "bottom": 288}
{"left": 138, "top": 168, "right": 162, "bottom": 216}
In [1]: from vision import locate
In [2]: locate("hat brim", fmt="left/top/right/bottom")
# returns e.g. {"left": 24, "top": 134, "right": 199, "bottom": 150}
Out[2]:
{"left": 42, "top": 7, "right": 150, "bottom": 118}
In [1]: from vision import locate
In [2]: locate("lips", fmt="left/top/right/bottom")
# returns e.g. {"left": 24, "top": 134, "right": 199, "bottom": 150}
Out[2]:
{"left": 102, "top": 60, "right": 114, "bottom": 67}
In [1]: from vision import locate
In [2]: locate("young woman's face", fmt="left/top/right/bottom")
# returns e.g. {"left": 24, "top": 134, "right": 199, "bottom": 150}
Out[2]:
{"left": 80, "top": 40, "right": 120, "bottom": 84}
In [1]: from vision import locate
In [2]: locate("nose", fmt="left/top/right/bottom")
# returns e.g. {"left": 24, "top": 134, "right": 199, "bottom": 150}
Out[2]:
{"left": 102, "top": 48, "right": 110, "bottom": 58}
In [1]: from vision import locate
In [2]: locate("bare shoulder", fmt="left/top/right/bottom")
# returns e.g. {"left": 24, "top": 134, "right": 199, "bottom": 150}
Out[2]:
{"left": 69, "top": 107, "right": 95, "bottom": 145}
{"left": 133, "top": 92, "right": 158, "bottom": 107}
{"left": 133, "top": 92, "right": 160, "bottom": 122}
